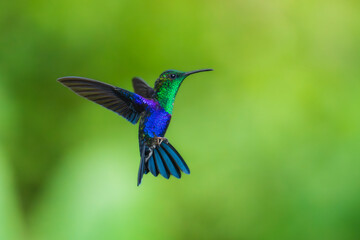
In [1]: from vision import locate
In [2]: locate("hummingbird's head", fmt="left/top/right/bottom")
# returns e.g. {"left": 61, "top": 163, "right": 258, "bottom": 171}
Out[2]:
{"left": 154, "top": 68, "right": 213, "bottom": 113}
{"left": 154, "top": 69, "right": 213, "bottom": 92}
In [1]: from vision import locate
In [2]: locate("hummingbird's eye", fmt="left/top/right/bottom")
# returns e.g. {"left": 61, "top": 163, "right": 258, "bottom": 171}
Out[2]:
{"left": 170, "top": 74, "right": 176, "bottom": 79}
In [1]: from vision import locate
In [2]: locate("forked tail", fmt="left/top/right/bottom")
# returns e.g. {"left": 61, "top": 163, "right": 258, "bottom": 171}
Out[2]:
{"left": 137, "top": 141, "right": 190, "bottom": 186}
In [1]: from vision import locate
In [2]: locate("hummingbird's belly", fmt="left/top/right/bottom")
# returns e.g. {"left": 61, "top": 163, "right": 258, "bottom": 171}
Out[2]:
{"left": 140, "top": 109, "right": 171, "bottom": 140}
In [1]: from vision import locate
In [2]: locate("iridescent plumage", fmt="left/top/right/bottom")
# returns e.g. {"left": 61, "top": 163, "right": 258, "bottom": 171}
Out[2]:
{"left": 58, "top": 69, "right": 213, "bottom": 185}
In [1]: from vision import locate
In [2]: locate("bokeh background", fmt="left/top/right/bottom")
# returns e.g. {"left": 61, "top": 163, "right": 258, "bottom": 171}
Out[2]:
{"left": 1, "top": 0, "right": 360, "bottom": 239}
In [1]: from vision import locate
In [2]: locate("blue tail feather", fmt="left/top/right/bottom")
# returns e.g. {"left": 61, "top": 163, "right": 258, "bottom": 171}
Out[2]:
{"left": 137, "top": 147, "right": 146, "bottom": 186}
{"left": 158, "top": 146, "right": 181, "bottom": 178}
{"left": 148, "top": 155, "right": 158, "bottom": 176}
{"left": 154, "top": 148, "right": 170, "bottom": 179}
{"left": 161, "top": 142, "right": 190, "bottom": 174}
{"left": 137, "top": 141, "right": 190, "bottom": 185}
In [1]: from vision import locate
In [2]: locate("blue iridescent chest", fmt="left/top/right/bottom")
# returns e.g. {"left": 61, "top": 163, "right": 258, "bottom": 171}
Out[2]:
{"left": 139, "top": 99, "right": 172, "bottom": 140}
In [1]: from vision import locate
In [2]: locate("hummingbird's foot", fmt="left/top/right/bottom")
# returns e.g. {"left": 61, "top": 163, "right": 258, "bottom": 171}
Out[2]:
{"left": 145, "top": 148, "right": 153, "bottom": 162}
{"left": 154, "top": 137, "right": 168, "bottom": 146}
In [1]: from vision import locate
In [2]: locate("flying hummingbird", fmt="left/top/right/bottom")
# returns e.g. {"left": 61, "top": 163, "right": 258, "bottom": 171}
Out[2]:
{"left": 58, "top": 69, "right": 213, "bottom": 185}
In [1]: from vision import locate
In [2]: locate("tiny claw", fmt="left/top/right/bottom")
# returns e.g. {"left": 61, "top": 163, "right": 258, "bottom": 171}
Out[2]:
{"left": 154, "top": 137, "right": 168, "bottom": 146}
{"left": 145, "top": 148, "right": 153, "bottom": 162}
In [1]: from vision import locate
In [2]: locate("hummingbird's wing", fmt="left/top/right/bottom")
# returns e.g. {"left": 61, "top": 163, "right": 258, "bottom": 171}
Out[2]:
{"left": 58, "top": 76, "right": 146, "bottom": 124}
{"left": 132, "top": 77, "right": 155, "bottom": 98}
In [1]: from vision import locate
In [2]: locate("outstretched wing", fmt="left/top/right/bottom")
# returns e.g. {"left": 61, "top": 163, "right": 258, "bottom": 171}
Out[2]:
{"left": 132, "top": 77, "right": 155, "bottom": 98}
{"left": 58, "top": 76, "right": 146, "bottom": 124}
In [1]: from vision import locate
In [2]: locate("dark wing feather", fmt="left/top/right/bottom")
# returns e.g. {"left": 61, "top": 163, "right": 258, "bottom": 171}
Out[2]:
{"left": 132, "top": 77, "right": 155, "bottom": 98}
{"left": 58, "top": 76, "right": 145, "bottom": 124}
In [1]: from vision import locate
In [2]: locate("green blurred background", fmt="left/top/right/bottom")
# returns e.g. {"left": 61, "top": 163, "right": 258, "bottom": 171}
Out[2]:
{"left": 1, "top": 0, "right": 360, "bottom": 239}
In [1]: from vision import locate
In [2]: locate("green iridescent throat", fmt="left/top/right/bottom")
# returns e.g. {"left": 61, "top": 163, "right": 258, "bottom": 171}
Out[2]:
{"left": 155, "top": 79, "right": 183, "bottom": 114}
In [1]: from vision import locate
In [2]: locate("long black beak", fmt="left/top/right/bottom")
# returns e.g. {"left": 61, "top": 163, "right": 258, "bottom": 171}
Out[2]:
{"left": 184, "top": 68, "right": 213, "bottom": 76}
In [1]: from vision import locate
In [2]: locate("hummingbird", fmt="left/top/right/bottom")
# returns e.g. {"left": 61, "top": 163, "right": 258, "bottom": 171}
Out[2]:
{"left": 58, "top": 69, "right": 213, "bottom": 185}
